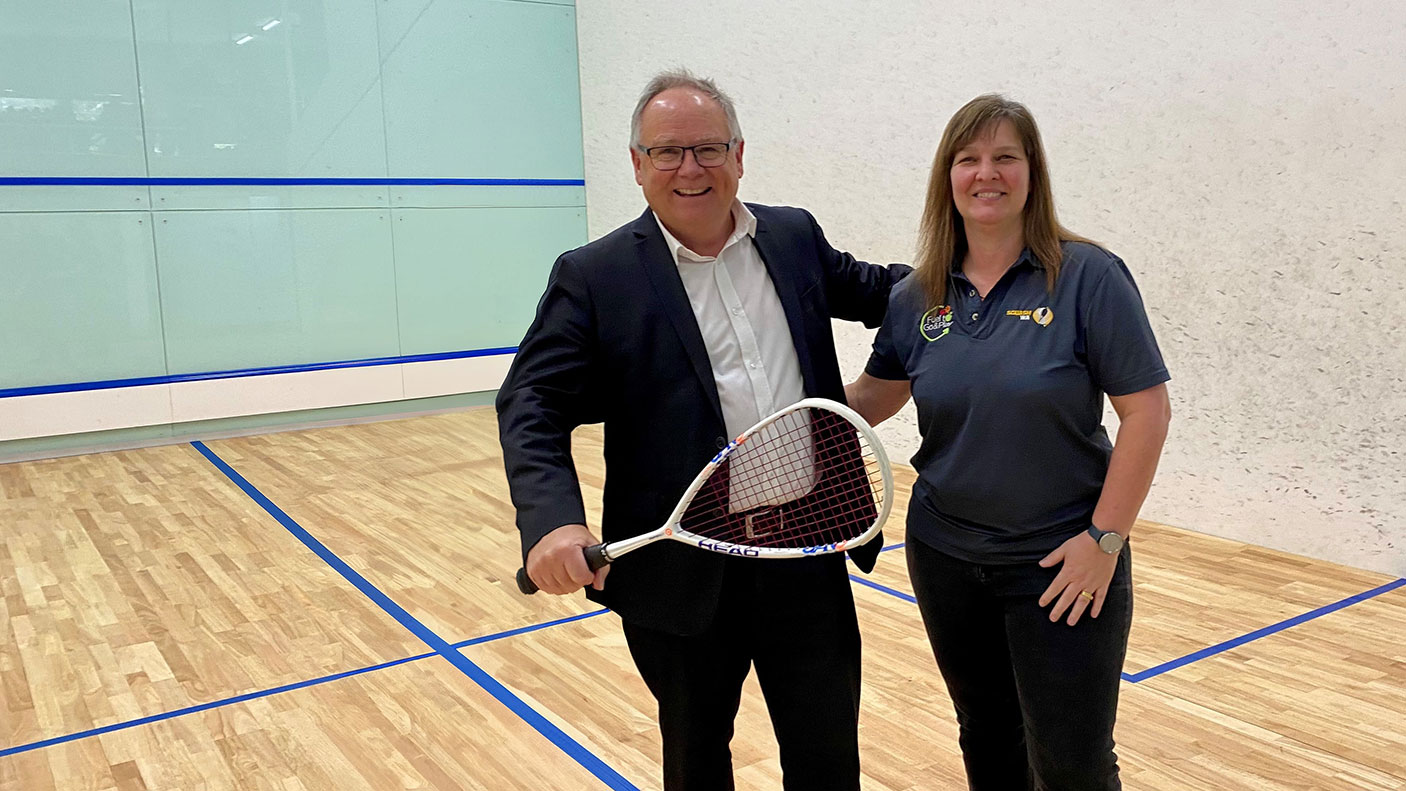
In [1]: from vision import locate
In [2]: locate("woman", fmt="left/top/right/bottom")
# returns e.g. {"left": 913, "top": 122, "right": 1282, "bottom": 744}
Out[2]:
{"left": 847, "top": 94, "right": 1171, "bottom": 790}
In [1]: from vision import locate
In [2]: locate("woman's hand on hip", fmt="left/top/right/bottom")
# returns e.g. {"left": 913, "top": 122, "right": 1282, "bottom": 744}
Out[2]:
{"left": 1037, "top": 532, "right": 1120, "bottom": 626}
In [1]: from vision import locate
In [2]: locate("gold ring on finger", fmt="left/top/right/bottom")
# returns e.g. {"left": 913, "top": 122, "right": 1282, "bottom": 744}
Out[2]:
{"left": 1079, "top": 590, "right": 1094, "bottom": 602}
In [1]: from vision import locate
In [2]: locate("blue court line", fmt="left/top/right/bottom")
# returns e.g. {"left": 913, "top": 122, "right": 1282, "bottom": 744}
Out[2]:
{"left": 851, "top": 544, "right": 1406, "bottom": 684}
{"left": 0, "top": 609, "right": 605, "bottom": 760}
{"left": 1123, "top": 577, "right": 1406, "bottom": 683}
{"left": 0, "top": 177, "right": 584, "bottom": 187}
{"left": 848, "top": 574, "right": 917, "bottom": 603}
{"left": 453, "top": 609, "right": 606, "bottom": 648}
{"left": 0, "top": 654, "right": 430, "bottom": 759}
{"left": 191, "top": 441, "right": 637, "bottom": 791}
{"left": 0, "top": 347, "right": 516, "bottom": 399}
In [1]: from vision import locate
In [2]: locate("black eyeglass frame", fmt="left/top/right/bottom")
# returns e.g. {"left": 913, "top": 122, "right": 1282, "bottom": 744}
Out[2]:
{"left": 637, "top": 140, "right": 737, "bottom": 171}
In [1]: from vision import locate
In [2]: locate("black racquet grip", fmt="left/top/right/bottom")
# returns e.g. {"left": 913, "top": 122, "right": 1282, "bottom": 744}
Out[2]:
{"left": 515, "top": 542, "right": 611, "bottom": 596}
{"left": 583, "top": 543, "right": 610, "bottom": 571}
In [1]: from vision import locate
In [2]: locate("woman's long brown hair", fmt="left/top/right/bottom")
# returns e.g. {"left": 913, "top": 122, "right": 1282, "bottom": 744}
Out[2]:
{"left": 915, "top": 94, "right": 1093, "bottom": 306}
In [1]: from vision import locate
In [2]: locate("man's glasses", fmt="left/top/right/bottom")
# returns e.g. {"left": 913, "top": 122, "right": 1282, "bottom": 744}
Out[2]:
{"left": 639, "top": 141, "right": 735, "bottom": 171}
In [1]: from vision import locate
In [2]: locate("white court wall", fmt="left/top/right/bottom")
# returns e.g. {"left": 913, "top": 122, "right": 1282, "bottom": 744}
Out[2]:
{"left": 576, "top": 1, "right": 1406, "bottom": 576}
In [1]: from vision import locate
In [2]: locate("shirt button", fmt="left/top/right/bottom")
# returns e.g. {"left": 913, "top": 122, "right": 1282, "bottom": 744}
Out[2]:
{"left": 732, "top": 307, "right": 742, "bottom": 316}
{"left": 968, "top": 289, "right": 976, "bottom": 297}
{"left": 971, "top": 312, "right": 979, "bottom": 321}
{"left": 715, "top": 436, "right": 728, "bottom": 449}
{"left": 748, "top": 361, "right": 759, "bottom": 369}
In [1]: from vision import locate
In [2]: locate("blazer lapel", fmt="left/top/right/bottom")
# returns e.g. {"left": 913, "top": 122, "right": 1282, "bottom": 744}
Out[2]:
{"left": 632, "top": 210, "right": 726, "bottom": 428}
{"left": 751, "top": 214, "right": 821, "bottom": 398}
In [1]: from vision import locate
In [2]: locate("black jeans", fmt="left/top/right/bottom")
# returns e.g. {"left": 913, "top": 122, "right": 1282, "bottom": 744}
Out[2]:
{"left": 621, "top": 556, "right": 862, "bottom": 791}
{"left": 906, "top": 538, "right": 1133, "bottom": 791}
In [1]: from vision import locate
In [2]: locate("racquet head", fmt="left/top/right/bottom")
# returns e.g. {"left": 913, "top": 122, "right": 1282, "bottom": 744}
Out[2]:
{"left": 666, "top": 398, "right": 892, "bottom": 556}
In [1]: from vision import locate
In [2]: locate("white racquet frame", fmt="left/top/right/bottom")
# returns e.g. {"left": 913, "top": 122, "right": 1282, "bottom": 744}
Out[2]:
{"left": 517, "top": 397, "right": 893, "bottom": 594}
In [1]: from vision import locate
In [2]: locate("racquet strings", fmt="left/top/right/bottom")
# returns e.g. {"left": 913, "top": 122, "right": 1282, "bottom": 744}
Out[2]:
{"left": 679, "top": 406, "right": 885, "bottom": 548}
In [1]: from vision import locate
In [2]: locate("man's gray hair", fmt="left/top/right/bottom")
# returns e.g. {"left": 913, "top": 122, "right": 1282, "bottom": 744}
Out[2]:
{"left": 629, "top": 68, "right": 743, "bottom": 149}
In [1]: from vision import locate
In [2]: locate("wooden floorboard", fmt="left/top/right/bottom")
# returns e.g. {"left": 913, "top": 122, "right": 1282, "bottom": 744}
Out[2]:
{"left": 2, "top": 406, "right": 1402, "bottom": 789}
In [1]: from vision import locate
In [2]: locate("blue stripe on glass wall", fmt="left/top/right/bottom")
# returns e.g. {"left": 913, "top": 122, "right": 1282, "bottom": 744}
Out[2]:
{"left": 0, "top": 347, "right": 517, "bottom": 399}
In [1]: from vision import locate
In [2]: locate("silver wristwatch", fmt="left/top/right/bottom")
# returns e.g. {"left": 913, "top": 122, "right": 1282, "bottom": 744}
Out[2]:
{"left": 1086, "top": 525, "right": 1126, "bottom": 555}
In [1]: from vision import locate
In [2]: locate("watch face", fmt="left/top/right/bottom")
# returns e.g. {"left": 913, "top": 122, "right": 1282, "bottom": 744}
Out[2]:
{"left": 1098, "top": 532, "right": 1124, "bottom": 553}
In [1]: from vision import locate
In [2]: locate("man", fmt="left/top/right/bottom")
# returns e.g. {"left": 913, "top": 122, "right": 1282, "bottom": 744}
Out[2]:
{"left": 496, "top": 69, "right": 909, "bottom": 791}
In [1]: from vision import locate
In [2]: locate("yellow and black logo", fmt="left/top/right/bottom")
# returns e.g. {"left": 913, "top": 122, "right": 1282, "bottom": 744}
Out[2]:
{"left": 1005, "top": 307, "right": 1054, "bottom": 327}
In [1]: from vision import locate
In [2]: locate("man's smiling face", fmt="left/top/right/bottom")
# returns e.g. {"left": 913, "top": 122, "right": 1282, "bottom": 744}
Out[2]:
{"left": 631, "top": 87, "right": 744, "bottom": 253}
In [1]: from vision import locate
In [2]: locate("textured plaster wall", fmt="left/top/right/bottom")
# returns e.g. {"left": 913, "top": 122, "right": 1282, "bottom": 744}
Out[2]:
{"left": 575, "top": 1, "right": 1405, "bottom": 576}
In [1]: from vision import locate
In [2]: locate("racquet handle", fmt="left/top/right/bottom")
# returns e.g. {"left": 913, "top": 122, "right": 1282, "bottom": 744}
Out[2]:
{"left": 515, "top": 542, "right": 612, "bottom": 595}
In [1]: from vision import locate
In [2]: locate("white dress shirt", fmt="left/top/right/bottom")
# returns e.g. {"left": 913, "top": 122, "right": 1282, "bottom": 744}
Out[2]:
{"left": 654, "top": 200, "right": 806, "bottom": 438}
{"left": 654, "top": 202, "right": 814, "bottom": 515}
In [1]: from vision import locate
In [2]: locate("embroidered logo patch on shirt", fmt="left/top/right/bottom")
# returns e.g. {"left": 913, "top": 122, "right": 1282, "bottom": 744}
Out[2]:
{"left": 1004, "top": 307, "right": 1054, "bottom": 326}
{"left": 920, "top": 305, "right": 953, "bottom": 341}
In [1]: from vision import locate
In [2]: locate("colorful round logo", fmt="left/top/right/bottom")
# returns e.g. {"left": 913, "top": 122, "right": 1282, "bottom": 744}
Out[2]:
{"left": 920, "top": 305, "right": 953, "bottom": 341}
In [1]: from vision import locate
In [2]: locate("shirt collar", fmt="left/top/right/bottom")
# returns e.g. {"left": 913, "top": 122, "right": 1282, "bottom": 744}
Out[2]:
{"left": 950, "top": 246, "right": 1041, "bottom": 283}
{"left": 653, "top": 200, "right": 757, "bottom": 265}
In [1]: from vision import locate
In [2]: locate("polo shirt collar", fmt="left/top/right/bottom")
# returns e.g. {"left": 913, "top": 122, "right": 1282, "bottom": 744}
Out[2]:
{"left": 950, "top": 246, "right": 1041, "bottom": 283}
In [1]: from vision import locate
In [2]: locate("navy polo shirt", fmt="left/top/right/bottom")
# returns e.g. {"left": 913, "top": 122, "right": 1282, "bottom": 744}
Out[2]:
{"left": 867, "top": 242, "right": 1169, "bottom": 564}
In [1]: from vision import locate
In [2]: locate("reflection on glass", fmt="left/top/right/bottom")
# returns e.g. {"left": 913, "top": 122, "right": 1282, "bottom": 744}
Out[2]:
{"left": 72, "top": 100, "right": 107, "bottom": 122}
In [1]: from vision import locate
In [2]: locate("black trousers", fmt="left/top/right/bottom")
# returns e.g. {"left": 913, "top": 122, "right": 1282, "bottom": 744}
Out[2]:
{"left": 620, "top": 555, "right": 862, "bottom": 791}
{"left": 906, "top": 538, "right": 1133, "bottom": 791}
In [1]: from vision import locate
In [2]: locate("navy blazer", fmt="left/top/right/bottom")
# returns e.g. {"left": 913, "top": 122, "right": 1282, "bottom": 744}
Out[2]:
{"left": 497, "top": 204, "right": 910, "bottom": 634}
